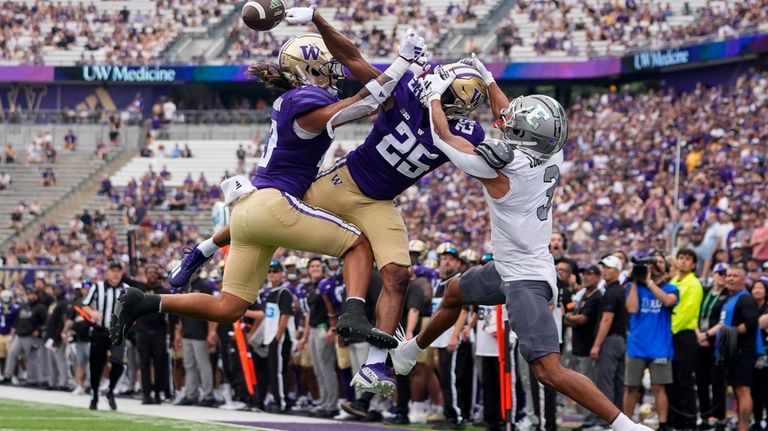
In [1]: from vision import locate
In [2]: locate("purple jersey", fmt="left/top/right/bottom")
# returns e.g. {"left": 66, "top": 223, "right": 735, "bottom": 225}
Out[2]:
{"left": 318, "top": 274, "right": 344, "bottom": 316}
{"left": 254, "top": 86, "right": 339, "bottom": 198}
{"left": 290, "top": 282, "right": 309, "bottom": 318}
{"left": 0, "top": 304, "right": 20, "bottom": 336}
{"left": 414, "top": 264, "right": 440, "bottom": 295}
{"left": 345, "top": 71, "right": 485, "bottom": 201}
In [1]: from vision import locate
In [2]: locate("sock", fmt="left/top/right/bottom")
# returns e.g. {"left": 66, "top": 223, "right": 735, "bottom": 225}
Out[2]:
{"left": 108, "top": 363, "right": 124, "bottom": 391}
{"left": 142, "top": 293, "right": 161, "bottom": 315}
{"left": 404, "top": 337, "right": 425, "bottom": 357}
{"left": 611, "top": 412, "right": 635, "bottom": 431}
{"left": 198, "top": 238, "right": 219, "bottom": 257}
{"left": 364, "top": 347, "right": 388, "bottom": 365}
{"left": 340, "top": 368, "right": 355, "bottom": 401}
{"left": 347, "top": 297, "right": 365, "bottom": 304}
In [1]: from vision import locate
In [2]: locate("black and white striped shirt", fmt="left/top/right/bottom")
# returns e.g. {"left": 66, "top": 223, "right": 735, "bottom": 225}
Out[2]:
{"left": 82, "top": 280, "right": 127, "bottom": 328}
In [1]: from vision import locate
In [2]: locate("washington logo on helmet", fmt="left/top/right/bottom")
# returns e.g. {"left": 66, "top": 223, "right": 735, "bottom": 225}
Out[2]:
{"left": 300, "top": 45, "right": 321, "bottom": 60}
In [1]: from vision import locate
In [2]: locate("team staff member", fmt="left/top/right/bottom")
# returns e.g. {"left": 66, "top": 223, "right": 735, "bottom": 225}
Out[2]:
{"left": 301, "top": 257, "right": 339, "bottom": 418}
{"left": 431, "top": 243, "right": 469, "bottom": 429}
{"left": 263, "top": 261, "right": 297, "bottom": 413}
{"left": 695, "top": 262, "right": 729, "bottom": 428}
{"left": 133, "top": 264, "right": 171, "bottom": 404}
{"left": 83, "top": 260, "right": 129, "bottom": 410}
{"left": 174, "top": 273, "right": 217, "bottom": 408}
{"left": 707, "top": 267, "right": 759, "bottom": 431}
{"left": 1, "top": 288, "right": 46, "bottom": 386}
{"left": 584, "top": 255, "right": 627, "bottom": 430}
{"left": 564, "top": 265, "right": 603, "bottom": 379}
{"left": 476, "top": 303, "right": 504, "bottom": 431}
{"left": 668, "top": 249, "right": 704, "bottom": 430}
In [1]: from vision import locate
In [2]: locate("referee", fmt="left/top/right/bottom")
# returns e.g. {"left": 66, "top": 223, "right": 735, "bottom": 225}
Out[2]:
{"left": 83, "top": 260, "right": 128, "bottom": 410}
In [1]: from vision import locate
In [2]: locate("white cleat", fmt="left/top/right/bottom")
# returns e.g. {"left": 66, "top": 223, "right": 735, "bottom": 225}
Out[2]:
{"left": 390, "top": 335, "right": 419, "bottom": 376}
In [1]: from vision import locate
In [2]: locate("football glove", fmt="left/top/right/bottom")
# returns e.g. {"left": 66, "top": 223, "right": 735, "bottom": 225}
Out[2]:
{"left": 285, "top": 6, "right": 315, "bottom": 25}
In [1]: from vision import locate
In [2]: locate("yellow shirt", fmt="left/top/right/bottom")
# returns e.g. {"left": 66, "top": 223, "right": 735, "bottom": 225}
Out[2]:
{"left": 671, "top": 272, "right": 703, "bottom": 334}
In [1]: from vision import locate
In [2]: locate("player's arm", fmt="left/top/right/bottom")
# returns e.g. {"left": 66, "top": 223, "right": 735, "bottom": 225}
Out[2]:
{"left": 296, "top": 32, "right": 426, "bottom": 134}
{"left": 460, "top": 53, "right": 509, "bottom": 118}
{"left": 421, "top": 69, "right": 510, "bottom": 197}
{"left": 285, "top": 7, "right": 380, "bottom": 81}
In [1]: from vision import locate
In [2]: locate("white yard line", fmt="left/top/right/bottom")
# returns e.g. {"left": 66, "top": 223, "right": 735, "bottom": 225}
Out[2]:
{"left": 0, "top": 386, "right": 335, "bottom": 429}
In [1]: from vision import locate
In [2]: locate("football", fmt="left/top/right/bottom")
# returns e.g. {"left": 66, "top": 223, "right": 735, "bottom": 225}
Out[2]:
{"left": 242, "top": 0, "right": 285, "bottom": 32}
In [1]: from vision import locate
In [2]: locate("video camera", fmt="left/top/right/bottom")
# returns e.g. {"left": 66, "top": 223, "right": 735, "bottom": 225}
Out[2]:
{"left": 629, "top": 256, "right": 659, "bottom": 284}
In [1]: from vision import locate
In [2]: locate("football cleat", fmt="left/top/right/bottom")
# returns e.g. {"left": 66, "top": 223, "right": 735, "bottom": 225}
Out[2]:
{"left": 110, "top": 287, "right": 160, "bottom": 346}
{"left": 168, "top": 245, "right": 211, "bottom": 288}
{"left": 351, "top": 362, "right": 397, "bottom": 396}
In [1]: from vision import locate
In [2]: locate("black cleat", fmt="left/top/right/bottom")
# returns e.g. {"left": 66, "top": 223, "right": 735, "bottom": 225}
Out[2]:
{"left": 106, "top": 391, "right": 117, "bottom": 410}
{"left": 89, "top": 398, "right": 97, "bottom": 410}
{"left": 337, "top": 311, "right": 397, "bottom": 349}
{"left": 110, "top": 287, "right": 159, "bottom": 346}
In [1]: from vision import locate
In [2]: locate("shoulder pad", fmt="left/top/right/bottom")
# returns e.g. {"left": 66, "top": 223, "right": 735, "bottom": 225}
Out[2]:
{"left": 474, "top": 139, "right": 515, "bottom": 170}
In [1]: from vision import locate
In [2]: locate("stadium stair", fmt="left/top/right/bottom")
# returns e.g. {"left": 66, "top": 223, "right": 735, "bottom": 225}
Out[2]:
{"left": 0, "top": 129, "right": 140, "bottom": 245}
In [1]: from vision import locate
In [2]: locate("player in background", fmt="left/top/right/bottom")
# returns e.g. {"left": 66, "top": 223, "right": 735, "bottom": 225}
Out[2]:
{"left": 165, "top": 7, "right": 488, "bottom": 396}
{"left": 391, "top": 60, "right": 653, "bottom": 431}
{"left": 109, "top": 31, "right": 427, "bottom": 349}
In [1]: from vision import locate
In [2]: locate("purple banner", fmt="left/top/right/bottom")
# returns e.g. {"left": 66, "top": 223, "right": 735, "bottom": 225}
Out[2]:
{"left": 0, "top": 66, "right": 54, "bottom": 82}
{"left": 0, "top": 84, "right": 168, "bottom": 114}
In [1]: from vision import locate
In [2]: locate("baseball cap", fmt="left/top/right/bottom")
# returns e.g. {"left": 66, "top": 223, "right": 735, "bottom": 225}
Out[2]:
{"left": 599, "top": 255, "right": 623, "bottom": 271}
{"left": 108, "top": 260, "right": 123, "bottom": 270}
{"left": 583, "top": 265, "right": 601, "bottom": 275}
{"left": 269, "top": 260, "right": 285, "bottom": 272}
{"left": 762, "top": 261, "right": 768, "bottom": 271}
{"left": 713, "top": 262, "right": 729, "bottom": 274}
{"left": 436, "top": 242, "right": 460, "bottom": 259}
{"left": 730, "top": 242, "right": 743, "bottom": 250}
{"left": 220, "top": 175, "right": 256, "bottom": 206}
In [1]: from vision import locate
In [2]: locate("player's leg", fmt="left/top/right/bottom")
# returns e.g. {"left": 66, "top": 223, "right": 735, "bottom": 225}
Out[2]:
{"left": 508, "top": 280, "right": 651, "bottom": 431}
{"left": 168, "top": 227, "right": 230, "bottom": 288}
{"left": 111, "top": 191, "right": 282, "bottom": 345}
{"left": 392, "top": 262, "right": 505, "bottom": 376}
{"left": 303, "top": 164, "right": 398, "bottom": 349}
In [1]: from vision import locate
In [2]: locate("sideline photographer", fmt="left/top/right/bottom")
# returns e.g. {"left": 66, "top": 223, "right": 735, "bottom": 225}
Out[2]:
{"left": 624, "top": 252, "right": 679, "bottom": 431}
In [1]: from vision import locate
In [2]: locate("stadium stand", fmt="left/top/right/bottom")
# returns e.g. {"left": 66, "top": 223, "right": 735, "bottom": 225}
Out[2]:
{"left": 489, "top": 0, "right": 768, "bottom": 59}
{"left": 0, "top": 0, "right": 240, "bottom": 66}
{"left": 0, "top": 127, "right": 134, "bottom": 244}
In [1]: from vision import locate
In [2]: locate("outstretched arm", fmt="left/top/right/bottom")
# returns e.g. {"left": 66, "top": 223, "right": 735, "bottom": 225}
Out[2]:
{"left": 286, "top": 7, "right": 380, "bottom": 82}
{"left": 460, "top": 53, "right": 509, "bottom": 118}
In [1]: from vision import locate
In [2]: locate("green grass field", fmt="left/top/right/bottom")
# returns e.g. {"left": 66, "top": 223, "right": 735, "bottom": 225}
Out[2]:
{"left": 0, "top": 398, "right": 246, "bottom": 431}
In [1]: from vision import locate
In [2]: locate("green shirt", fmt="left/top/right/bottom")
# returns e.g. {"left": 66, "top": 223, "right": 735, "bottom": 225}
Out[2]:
{"left": 671, "top": 272, "right": 703, "bottom": 334}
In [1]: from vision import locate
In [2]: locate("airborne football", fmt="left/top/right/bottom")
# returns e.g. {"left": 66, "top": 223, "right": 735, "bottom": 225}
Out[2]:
{"left": 1, "top": 1, "right": 766, "bottom": 431}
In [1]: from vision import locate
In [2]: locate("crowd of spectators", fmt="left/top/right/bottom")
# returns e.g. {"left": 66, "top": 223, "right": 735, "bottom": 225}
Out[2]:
{"left": 222, "top": 0, "right": 486, "bottom": 64}
{"left": 491, "top": 0, "right": 768, "bottom": 58}
{"left": 98, "top": 168, "right": 219, "bottom": 220}
{"left": 0, "top": 0, "right": 238, "bottom": 66}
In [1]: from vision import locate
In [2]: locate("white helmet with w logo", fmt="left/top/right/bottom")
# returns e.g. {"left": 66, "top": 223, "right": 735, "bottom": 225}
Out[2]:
{"left": 278, "top": 34, "right": 344, "bottom": 93}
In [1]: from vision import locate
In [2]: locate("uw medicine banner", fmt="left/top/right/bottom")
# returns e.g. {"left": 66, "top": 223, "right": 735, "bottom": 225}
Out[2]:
{"left": 0, "top": 33, "right": 766, "bottom": 84}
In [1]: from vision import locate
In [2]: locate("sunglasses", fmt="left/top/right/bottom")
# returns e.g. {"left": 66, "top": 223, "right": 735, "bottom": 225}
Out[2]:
{"left": 268, "top": 268, "right": 283, "bottom": 274}
{"left": 716, "top": 271, "right": 727, "bottom": 276}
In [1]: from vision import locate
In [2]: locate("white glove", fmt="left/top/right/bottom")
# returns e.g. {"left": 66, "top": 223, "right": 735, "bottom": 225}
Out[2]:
{"left": 459, "top": 52, "right": 494, "bottom": 86}
{"left": 416, "top": 66, "right": 456, "bottom": 107}
{"left": 285, "top": 6, "right": 315, "bottom": 25}
{"left": 398, "top": 30, "right": 427, "bottom": 61}
{"left": 409, "top": 49, "right": 433, "bottom": 76}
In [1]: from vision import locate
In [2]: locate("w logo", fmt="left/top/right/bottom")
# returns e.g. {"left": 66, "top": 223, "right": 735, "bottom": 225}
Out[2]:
{"left": 470, "top": 87, "right": 483, "bottom": 106}
{"left": 300, "top": 45, "right": 321, "bottom": 61}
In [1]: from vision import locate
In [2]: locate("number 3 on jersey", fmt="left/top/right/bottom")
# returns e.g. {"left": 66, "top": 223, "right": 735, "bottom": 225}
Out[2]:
{"left": 537, "top": 165, "right": 560, "bottom": 221}
{"left": 258, "top": 119, "right": 278, "bottom": 168}
{"left": 376, "top": 121, "right": 439, "bottom": 178}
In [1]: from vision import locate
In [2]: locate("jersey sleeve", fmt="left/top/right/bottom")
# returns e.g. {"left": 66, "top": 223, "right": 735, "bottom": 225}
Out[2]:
{"left": 283, "top": 86, "right": 338, "bottom": 120}
{"left": 449, "top": 118, "right": 485, "bottom": 147}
